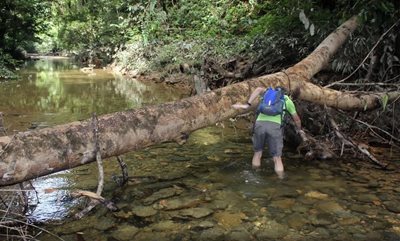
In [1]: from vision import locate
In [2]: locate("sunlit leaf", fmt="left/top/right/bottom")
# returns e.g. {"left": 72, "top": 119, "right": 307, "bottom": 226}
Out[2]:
{"left": 309, "top": 24, "right": 315, "bottom": 36}
{"left": 381, "top": 94, "right": 389, "bottom": 111}
{"left": 299, "top": 10, "right": 310, "bottom": 30}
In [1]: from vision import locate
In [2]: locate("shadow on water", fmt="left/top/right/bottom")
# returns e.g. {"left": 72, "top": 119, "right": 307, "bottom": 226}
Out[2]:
{"left": 1, "top": 58, "right": 400, "bottom": 240}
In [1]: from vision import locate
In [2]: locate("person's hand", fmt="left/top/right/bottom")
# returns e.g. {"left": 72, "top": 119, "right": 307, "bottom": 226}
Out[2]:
{"left": 232, "top": 103, "right": 250, "bottom": 109}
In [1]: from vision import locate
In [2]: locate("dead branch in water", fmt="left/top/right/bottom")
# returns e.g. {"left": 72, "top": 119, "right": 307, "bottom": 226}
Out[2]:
{"left": 113, "top": 156, "right": 129, "bottom": 187}
{"left": 74, "top": 113, "right": 107, "bottom": 219}
{"left": 327, "top": 108, "right": 388, "bottom": 168}
{"left": 71, "top": 190, "right": 118, "bottom": 212}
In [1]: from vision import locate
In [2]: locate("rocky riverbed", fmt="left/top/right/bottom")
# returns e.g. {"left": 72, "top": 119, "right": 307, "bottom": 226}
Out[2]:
{"left": 36, "top": 126, "right": 400, "bottom": 241}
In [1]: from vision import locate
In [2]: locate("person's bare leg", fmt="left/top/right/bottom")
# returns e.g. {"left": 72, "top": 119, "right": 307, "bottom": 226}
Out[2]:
{"left": 273, "top": 156, "right": 284, "bottom": 178}
{"left": 252, "top": 151, "right": 263, "bottom": 168}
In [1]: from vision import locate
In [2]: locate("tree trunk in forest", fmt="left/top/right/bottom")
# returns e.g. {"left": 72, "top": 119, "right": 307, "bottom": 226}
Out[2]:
{"left": 0, "top": 16, "right": 399, "bottom": 187}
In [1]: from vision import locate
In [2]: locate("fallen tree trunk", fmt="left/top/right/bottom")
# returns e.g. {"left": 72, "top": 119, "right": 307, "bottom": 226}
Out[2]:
{"left": 0, "top": 16, "right": 399, "bottom": 186}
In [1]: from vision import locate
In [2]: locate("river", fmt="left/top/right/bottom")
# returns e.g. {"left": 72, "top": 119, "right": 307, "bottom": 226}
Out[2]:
{"left": 0, "top": 57, "right": 399, "bottom": 241}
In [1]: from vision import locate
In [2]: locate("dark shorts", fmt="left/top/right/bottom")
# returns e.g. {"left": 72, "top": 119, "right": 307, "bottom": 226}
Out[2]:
{"left": 252, "top": 121, "right": 283, "bottom": 157}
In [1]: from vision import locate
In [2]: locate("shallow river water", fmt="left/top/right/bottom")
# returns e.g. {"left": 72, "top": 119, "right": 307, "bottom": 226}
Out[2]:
{"left": 1, "top": 58, "right": 399, "bottom": 241}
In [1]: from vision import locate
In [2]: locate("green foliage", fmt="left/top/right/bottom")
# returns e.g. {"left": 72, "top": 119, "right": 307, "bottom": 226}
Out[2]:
{"left": 113, "top": 42, "right": 151, "bottom": 73}
{"left": 0, "top": 50, "right": 18, "bottom": 79}
{"left": 153, "top": 37, "right": 250, "bottom": 68}
{"left": 0, "top": 0, "right": 50, "bottom": 57}
{"left": 49, "top": 0, "right": 138, "bottom": 58}
{"left": 113, "top": 0, "right": 259, "bottom": 73}
{"left": 163, "top": 0, "right": 259, "bottom": 41}
{"left": 0, "top": 0, "right": 50, "bottom": 79}
{"left": 109, "top": 0, "right": 400, "bottom": 77}
{"left": 328, "top": 0, "right": 400, "bottom": 79}
{"left": 2, "top": 0, "right": 399, "bottom": 83}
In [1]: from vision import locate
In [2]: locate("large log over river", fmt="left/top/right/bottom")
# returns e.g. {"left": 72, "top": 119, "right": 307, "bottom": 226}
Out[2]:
{"left": 0, "top": 16, "right": 399, "bottom": 186}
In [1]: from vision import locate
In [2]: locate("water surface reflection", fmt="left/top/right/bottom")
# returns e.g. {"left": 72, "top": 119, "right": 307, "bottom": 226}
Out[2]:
{"left": 0, "top": 57, "right": 186, "bottom": 221}
{"left": 0, "top": 57, "right": 184, "bottom": 131}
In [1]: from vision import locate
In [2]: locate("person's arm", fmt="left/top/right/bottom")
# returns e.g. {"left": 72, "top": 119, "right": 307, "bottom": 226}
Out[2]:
{"left": 291, "top": 113, "right": 302, "bottom": 130}
{"left": 232, "top": 87, "right": 264, "bottom": 109}
{"left": 286, "top": 97, "right": 307, "bottom": 139}
{"left": 291, "top": 113, "right": 307, "bottom": 140}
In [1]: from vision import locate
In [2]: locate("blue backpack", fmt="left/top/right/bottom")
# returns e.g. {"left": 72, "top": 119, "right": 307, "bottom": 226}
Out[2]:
{"left": 257, "top": 87, "right": 285, "bottom": 116}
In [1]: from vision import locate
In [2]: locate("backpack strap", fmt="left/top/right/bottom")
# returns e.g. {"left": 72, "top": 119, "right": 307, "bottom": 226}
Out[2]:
{"left": 252, "top": 88, "right": 269, "bottom": 134}
{"left": 280, "top": 95, "right": 288, "bottom": 128}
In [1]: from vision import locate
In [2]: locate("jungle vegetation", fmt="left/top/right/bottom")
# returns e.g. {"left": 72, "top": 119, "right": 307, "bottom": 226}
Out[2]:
{"left": 0, "top": 0, "right": 399, "bottom": 82}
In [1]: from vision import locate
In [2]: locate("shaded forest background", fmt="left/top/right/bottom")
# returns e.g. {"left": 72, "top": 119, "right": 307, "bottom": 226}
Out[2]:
{"left": 0, "top": 0, "right": 399, "bottom": 158}
{"left": 1, "top": 0, "right": 399, "bottom": 82}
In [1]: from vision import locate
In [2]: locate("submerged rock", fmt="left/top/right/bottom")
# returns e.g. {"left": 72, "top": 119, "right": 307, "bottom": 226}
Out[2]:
{"left": 313, "top": 200, "right": 346, "bottom": 214}
{"left": 193, "top": 220, "right": 215, "bottom": 229}
{"left": 178, "top": 207, "right": 214, "bottom": 219}
{"left": 254, "top": 220, "right": 289, "bottom": 239}
{"left": 383, "top": 201, "right": 400, "bottom": 213}
{"left": 312, "top": 227, "right": 330, "bottom": 238}
{"left": 94, "top": 216, "right": 117, "bottom": 231}
{"left": 153, "top": 196, "right": 204, "bottom": 210}
{"left": 286, "top": 213, "right": 308, "bottom": 229}
{"left": 353, "top": 194, "right": 380, "bottom": 203}
{"left": 226, "top": 228, "right": 253, "bottom": 241}
{"left": 270, "top": 198, "right": 296, "bottom": 210}
{"left": 213, "top": 211, "right": 248, "bottom": 229}
{"left": 133, "top": 231, "right": 171, "bottom": 241}
{"left": 142, "top": 187, "right": 184, "bottom": 205}
{"left": 149, "top": 220, "right": 183, "bottom": 232}
{"left": 349, "top": 204, "right": 371, "bottom": 214}
{"left": 53, "top": 215, "right": 98, "bottom": 234}
{"left": 110, "top": 225, "right": 139, "bottom": 241}
{"left": 305, "top": 191, "right": 329, "bottom": 200}
{"left": 310, "top": 213, "right": 335, "bottom": 226}
{"left": 337, "top": 216, "right": 361, "bottom": 225}
{"left": 113, "top": 210, "right": 134, "bottom": 219}
{"left": 132, "top": 205, "right": 158, "bottom": 217}
{"left": 198, "top": 227, "right": 226, "bottom": 241}
{"left": 209, "top": 199, "right": 229, "bottom": 210}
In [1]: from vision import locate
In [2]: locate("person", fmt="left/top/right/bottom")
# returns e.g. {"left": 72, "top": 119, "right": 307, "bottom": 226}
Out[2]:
{"left": 232, "top": 86, "right": 305, "bottom": 178}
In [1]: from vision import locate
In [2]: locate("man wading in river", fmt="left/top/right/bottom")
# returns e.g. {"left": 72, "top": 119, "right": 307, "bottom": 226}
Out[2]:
{"left": 233, "top": 87, "right": 305, "bottom": 179}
